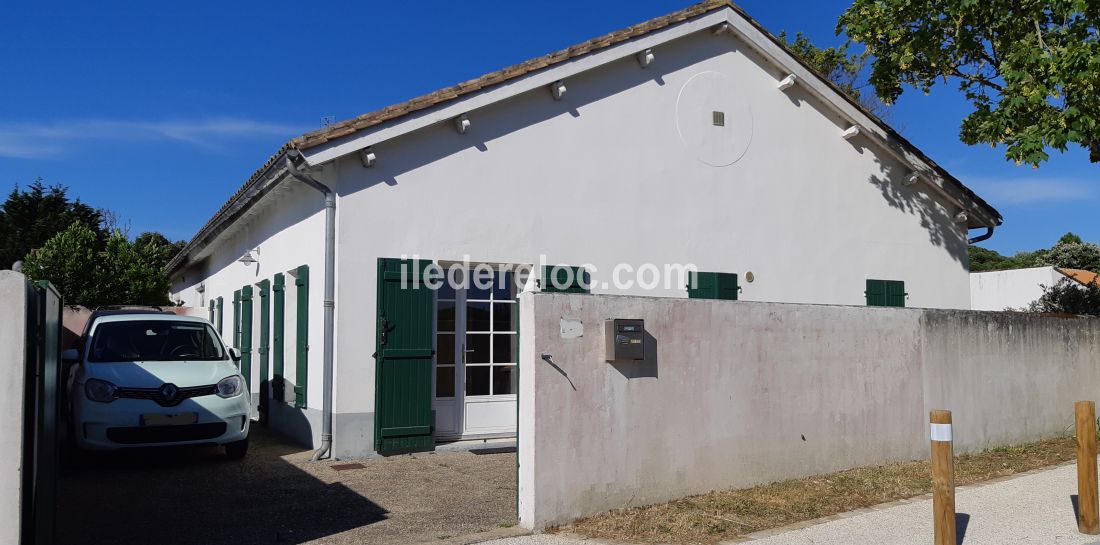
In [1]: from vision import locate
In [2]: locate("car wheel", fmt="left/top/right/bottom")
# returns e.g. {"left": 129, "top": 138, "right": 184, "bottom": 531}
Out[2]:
{"left": 225, "top": 438, "right": 249, "bottom": 460}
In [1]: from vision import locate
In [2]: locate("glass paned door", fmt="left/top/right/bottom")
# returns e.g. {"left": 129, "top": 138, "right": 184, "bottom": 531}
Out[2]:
{"left": 432, "top": 269, "right": 518, "bottom": 439}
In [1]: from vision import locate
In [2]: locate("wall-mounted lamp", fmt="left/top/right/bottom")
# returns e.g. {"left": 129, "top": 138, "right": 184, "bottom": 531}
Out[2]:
{"left": 454, "top": 114, "right": 471, "bottom": 134}
{"left": 777, "top": 74, "right": 797, "bottom": 91}
{"left": 841, "top": 125, "right": 861, "bottom": 140}
{"left": 550, "top": 80, "right": 567, "bottom": 100}
{"left": 954, "top": 211, "right": 969, "bottom": 223}
{"left": 238, "top": 251, "right": 258, "bottom": 266}
{"left": 637, "top": 48, "right": 654, "bottom": 68}
{"left": 359, "top": 147, "right": 377, "bottom": 168}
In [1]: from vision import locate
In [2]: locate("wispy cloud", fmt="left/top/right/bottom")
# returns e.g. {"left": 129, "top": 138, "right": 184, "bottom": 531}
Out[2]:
{"left": 0, "top": 118, "right": 301, "bottom": 159}
{"left": 964, "top": 176, "right": 1098, "bottom": 205}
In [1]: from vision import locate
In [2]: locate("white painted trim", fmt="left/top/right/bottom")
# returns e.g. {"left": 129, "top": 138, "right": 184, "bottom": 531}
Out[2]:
{"left": 930, "top": 423, "right": 952, "bottom": 442}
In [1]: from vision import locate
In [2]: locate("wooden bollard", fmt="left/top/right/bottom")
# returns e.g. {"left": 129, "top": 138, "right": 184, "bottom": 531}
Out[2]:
{"left": 1076, "top": 400, "right": 1099, "bottom": 534}
{"left": 930, "top": 410, "right": 956, "bottom": 545}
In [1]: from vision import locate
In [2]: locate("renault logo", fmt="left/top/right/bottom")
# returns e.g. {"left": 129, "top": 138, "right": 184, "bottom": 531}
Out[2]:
{"left": 159, "top": 383, "right": 179, "bottom": 402}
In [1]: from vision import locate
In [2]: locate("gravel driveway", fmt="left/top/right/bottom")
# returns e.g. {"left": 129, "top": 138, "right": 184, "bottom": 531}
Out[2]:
{"left": 57, "top": 429, "right": 518, "bottom": 545}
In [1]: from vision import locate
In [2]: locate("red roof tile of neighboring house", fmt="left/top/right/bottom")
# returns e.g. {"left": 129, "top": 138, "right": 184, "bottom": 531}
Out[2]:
{"left": 1059, "top": 268, "right": 1100, "bottom": 286}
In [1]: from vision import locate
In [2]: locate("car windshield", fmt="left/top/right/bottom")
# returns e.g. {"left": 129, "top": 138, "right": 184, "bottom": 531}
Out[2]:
{"left": 88, "top": 320, "right": 226, "bottom": 362}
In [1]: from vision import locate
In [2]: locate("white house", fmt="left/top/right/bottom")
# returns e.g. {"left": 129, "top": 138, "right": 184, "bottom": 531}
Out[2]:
{"left": 167, "top": 0, "right": 1003, "bottom": 459}
{"left": 971, "top": 267, "right": 1098, "bottom": 311}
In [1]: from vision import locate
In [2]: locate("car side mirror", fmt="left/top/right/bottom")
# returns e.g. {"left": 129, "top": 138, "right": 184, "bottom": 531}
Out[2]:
{"left": 62, "top": 348, "right": 80, "bottom": 363}
{"left": 228, "top": 347, "right": 241, "bottom": 363}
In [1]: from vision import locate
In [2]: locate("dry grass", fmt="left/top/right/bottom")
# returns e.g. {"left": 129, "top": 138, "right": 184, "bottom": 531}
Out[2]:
{"left": 558, "top": 436, "right": 1077, "bottom": 544}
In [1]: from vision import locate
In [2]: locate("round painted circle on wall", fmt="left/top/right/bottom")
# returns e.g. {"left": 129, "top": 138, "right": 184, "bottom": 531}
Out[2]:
{"left": 675, "top": 71, "right": 753, "bottom": 167}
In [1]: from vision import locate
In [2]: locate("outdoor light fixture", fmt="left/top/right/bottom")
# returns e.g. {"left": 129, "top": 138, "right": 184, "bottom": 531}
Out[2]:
{"left": 550, "top": 80, "right": 567, "bottom": 100}
{"left": 777, "top": 74, "right": 797, "bottom": 91}
{"left": 903, "top": 171, "right": 921, "bottom": 186}
{"left": 359, "top": 147, "right": 377, "bottom": 168}
{"left": 637, "top": 48, "right": 654, "bottom": 68}
{"left": 841, "top": 125, "right": 861, "bottom": 140}
{"left": 954, "top": 211, "right": 969, "bottom": 223}
{"left": 454, "top": 114, "right": 471, "bottom": 134}
{"left": 238, "top": 251, "right": 258, "bottom": 266}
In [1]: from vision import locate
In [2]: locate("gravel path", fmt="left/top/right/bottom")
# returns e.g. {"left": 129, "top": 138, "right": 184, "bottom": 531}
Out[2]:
{"left": 483, "top": 461, "right": 1100, "bottom": 545}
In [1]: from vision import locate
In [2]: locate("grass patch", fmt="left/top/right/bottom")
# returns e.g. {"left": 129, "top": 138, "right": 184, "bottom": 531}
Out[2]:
{"left": 557, "top": 436, "right": 1076, "bottom": 544}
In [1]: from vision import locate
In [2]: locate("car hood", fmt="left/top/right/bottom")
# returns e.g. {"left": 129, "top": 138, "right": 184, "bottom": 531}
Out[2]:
{"left": 83, "top": 360, "right": 238, "bottom": 389}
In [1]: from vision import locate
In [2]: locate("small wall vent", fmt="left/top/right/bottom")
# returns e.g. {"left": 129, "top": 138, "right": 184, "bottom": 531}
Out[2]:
{"left": 712, "top": 111, "right": 725, "bottom": 126}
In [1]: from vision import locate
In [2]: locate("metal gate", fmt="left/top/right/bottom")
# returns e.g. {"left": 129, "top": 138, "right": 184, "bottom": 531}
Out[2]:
{"left": 22, "top": 280, "right": 61, "bottom": 545}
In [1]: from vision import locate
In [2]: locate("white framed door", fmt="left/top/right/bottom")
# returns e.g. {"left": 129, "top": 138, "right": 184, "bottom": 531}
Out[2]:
{"left": 433, "top": 269, "right": 518, "bottom": 440}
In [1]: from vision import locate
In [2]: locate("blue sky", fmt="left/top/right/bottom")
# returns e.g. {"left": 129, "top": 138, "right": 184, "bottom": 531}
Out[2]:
{"left": 2, "top": 0, "right": 1095, "bottom": 254}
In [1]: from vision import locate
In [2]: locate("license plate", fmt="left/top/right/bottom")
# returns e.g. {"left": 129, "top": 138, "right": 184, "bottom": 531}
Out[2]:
{"left": 141, "top": 412, "right": 198, "bottom": 426}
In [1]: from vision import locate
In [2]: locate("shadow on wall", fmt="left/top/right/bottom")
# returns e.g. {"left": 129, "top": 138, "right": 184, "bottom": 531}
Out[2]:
{"left": 866, "top": 153, "right": 970, "bottom": 268}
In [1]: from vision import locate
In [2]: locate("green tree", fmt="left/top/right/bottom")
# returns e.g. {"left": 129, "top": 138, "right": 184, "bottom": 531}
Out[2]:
{"left": 1039, "top": 237, "right": 1100, "bottom": 272}
{"left": 22, "top": 223, "right": 171, "bottom": 308}
{"left": 838, "top": 0, "right": 1100, "bottom": 166}
{"left": 0, "top": 180, "right": 103, "bottom": 269}
{"left": 778, "top": 31, "right": 890, "bottom": 118}
{"left": 968, "top": 246, "right": 1047, "bottom": 271}
{"left": 134, "top": 231, "right": 187, "bottom": 271}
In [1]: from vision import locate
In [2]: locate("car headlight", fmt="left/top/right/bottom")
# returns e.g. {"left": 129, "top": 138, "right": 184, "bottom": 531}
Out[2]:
{"left": 216, "top": 375, "right": 244, "bottom": 398}
{"left": 85, "top": 379, "right": 118, "bottom": 403}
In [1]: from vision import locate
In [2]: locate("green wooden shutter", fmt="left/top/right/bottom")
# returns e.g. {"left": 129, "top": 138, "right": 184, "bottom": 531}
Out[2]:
{"left": 885, "top": 280, "right": 906, "bottom": 308}
{"left": 865, "top": 279, "right": 887, "bottom": 307}
{"left": 232, "top": 290, "right": 241, "bottom": 348}
{"left": 241, "top": 286, "right": 254, "bottom": 392}
{"left": 294, "top": 265, "right": 309, "bottom": 408}
{"left": 272, "top": 274, "right": 286, "bottom": 403}
{"left": 687, "top": 272, "right": 739, "bottom": 300}
{"left": 257, "top": 280, "right": 271, "bottom": 422}
{"left": 375, "top": 257, "right": 436, "bottom": 455}
{"left": 541, "top": 265, "right": 590, "bottom": 293}
{"left": 216, "top": 297, "right": 224, "bottom": 336}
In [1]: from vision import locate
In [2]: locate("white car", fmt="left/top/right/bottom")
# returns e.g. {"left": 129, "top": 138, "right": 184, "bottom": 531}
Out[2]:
{"left": 64, "top": 310, "right": 251, "bottom": 458}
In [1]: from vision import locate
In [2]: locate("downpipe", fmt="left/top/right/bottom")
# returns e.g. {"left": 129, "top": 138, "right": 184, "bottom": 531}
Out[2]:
{"left": 968, "top": 226, "right": 995, "bottom": 245}
{"left": 284, "top": 155, "right": 336, "bottom": 461}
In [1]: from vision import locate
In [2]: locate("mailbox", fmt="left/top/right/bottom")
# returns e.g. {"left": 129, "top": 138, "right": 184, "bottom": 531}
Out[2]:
{"left": 605, "top": 319, "right": 645, "bottom": 361}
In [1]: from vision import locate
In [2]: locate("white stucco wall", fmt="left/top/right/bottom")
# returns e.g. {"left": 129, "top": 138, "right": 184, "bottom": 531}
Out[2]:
{"left": 170, "top": 181, "right": 330, "bottom": 447}
{"left": 173, "top": 24, "right": 979, "bottom": 458}
{"left": 0, "top": 271, "right": 28, "bottom": 545}
{"left": 325, "top": 29, "right": 971, "bottom": 456}
{"left": 969, "top": 267, "right": 1062, "bottom": 311}
{"left": 517, "top": 292, "right": 1100, "bottom": 529}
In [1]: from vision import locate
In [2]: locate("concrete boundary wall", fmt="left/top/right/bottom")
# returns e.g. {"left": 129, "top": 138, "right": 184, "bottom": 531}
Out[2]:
{"left": 517, "top": 292, "right": 1100, "bottom": 529}
{"left": 0, "top": 271, "right": 29, "bottom": 545}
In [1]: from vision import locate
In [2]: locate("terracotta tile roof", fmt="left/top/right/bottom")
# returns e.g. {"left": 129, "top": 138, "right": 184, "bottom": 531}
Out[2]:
{"left": 290, "top": 0, "right": 730, "bottom": 150}
{"left": 1059, "top": 268, "right": 1100, "bottom": 286}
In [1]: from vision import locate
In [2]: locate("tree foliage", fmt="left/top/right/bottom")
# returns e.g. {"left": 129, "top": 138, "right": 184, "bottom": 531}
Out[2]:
{"left": 1038, "top": 237, "right": 1100, "bottom": 271}
{"left": 838, "top": 0, "right": 1100, "bottom": 166}
{"left": 0, "top": 180, "right": 103, "bottom": 269}
{"left": 22, "top": 223, "right": 173, "bottom": 308}
{"left": 1026, "top": 278, "right": 1100, "bottom": 315}
{"left": 778, "top": 31, "right": 891, "bottom": 119}
{"left": 968, "top": 231, "right": 1100, "bottom": 272}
